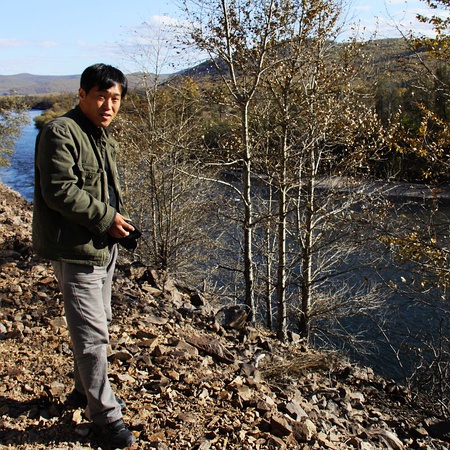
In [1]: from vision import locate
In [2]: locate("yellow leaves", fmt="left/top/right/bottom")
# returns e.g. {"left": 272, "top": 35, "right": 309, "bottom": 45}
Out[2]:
{"left": 384, "top": 101, "right": 450, "bottom": 183}
{"left": 413, "top": 0, "right": 450, "bottom": 61}
{"left": 381, "top": 231, "right": 447, "bottom": 285}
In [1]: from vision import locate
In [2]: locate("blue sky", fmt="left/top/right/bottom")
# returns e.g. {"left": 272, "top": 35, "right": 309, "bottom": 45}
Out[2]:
{"left": 0, "top": 0, "right": 436, "bottom": 76}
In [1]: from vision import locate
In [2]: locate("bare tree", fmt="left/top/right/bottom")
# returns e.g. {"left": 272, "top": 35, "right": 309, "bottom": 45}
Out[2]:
{"left": 178, "top": 0, "right": 390, "bottom": 341}
{"left": 247, "top": 0, "right": 386, "bottom": 341}
{"left": 114, "top": 71, "right": 220, "bottom": 283}
{"left": 180, "top": 0, "right": 289, "bottom": 321}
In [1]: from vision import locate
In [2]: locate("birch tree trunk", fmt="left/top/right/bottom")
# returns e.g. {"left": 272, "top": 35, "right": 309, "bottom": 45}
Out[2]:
{"left": 276, "top": 131, "right": 288, "bottom": 341}
{"left": 241, "top": 102, "right": 256, "bottom": 320}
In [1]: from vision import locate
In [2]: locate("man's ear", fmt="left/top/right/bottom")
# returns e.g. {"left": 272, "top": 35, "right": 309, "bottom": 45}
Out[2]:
{"left": 78, "top": 88, "right": 85, "bottom": 100}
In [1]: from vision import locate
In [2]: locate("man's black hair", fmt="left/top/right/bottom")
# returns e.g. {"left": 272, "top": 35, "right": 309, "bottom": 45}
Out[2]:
{"left": 80, "top": 63, "right": 128, "bottom": 98}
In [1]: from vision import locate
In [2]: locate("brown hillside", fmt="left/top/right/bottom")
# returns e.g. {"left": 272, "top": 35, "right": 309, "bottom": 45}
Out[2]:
{"left": 0, "top": 181, "right": 449, "bottom": 449}
{"left": 0, "top": 73, "right": 172, "bottom": 96}
{"left": 0, "top": 38, "right": 430, "bottom": 97}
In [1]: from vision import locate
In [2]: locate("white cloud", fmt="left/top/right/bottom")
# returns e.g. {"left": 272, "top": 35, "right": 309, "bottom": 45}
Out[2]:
{"left": 150, "top": 14, "right": 181, "bottom": 26}
{"left": 342, "top": 0, "right": 442, "bottom": 40}
{"left": 0, "top": 38, "right": 29, "bottom": 48}
{"left": 114, "top": 14, "right": 201, "bottom": 73}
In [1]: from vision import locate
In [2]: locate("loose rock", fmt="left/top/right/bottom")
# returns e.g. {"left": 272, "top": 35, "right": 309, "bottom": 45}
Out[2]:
{"left": 0, "top": 181, "right": 449, "bottom": 449}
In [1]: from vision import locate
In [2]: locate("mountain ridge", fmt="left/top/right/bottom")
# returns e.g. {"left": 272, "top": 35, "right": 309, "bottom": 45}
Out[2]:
{"left": 0, "top": 73, "right": 80, "bottom": 96}
{"left": 0, "top": 72, "right": 173, "bottom": 96}
{"left": 0, "top": 38, "right": 420, "bottom": 96}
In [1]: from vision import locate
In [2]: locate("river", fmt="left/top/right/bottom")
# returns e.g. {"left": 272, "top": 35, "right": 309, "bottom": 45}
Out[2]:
{"left": 0, "top": 109, "right": 41, "bottom": 202}
{"left": 2, "top": 110, "right": 450, "bottom": 384}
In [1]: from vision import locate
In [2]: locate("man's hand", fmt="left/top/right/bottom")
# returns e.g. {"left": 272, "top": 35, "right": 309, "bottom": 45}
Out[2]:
{"left": 107, "top": 213, "right": 135, "bottom": 239}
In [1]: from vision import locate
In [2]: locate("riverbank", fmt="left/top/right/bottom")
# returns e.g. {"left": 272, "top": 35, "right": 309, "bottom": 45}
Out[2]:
{"left": 1, "top": 180, "right": 450, "bottom": 449}
{"left": 315, "top": 176, "right": 450, "bottom": 205}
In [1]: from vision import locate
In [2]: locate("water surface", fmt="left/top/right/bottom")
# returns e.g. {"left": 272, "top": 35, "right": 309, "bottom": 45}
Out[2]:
{"left": 0, "top": 109, "right": 41, "bottom": 202}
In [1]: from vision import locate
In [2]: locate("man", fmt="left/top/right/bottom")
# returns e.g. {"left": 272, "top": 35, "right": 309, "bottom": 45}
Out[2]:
{"left": 33, "top": 63, "right": 136, "bottom": 449}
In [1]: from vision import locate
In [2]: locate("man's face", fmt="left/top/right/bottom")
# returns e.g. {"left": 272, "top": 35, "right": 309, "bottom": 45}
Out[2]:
{"left": 78, "top": 83, "right": 122, "bottom": 128}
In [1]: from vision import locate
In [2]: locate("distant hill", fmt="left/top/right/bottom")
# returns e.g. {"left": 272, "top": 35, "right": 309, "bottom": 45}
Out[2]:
{"left": 166, "top": 38, "right": 425, "bottom": 86}
{"left": 0, "top": 72, "right": 173, "bottom": 96}
{"left": 0, "top": 74, "right": 80, "bottom": 96}
{"left": 0, "top": 38, "right": 429, "bottom": 96}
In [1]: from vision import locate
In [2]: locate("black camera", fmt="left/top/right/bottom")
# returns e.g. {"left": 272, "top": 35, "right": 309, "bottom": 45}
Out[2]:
{"left": 110, "top": 221, "right": 142, "bottom": 250}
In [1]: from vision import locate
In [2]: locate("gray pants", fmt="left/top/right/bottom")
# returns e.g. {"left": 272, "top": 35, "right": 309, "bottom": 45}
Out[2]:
{"left": 52, "top": 245, "right": 122, "bottom": 425}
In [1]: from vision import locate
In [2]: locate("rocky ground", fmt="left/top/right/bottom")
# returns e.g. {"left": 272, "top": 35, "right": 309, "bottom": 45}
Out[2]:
{"left": 1, "top": 181, "right": 450, "bottom": 450}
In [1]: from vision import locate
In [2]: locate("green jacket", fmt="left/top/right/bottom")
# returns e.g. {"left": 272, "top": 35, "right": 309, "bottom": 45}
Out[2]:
{"left": 32, "top": 106, "right": 127, "bottom": 266}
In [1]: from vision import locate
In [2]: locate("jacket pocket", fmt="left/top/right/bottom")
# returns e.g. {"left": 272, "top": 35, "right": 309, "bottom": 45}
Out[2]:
{"left": 79, "top": 164, "right": 103, "bottom": 197}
